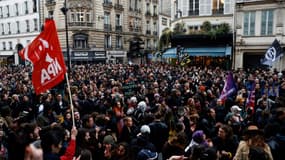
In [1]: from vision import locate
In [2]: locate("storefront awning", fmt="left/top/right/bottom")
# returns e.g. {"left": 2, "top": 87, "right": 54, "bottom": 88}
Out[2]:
{"left": 162, "top": 47, "right": 232, "bottom": 58}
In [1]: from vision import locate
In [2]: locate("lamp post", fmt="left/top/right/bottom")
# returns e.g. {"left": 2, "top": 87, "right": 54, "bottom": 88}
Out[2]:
{"left": 61, "top": 0, "right": 71, "bottom": 72}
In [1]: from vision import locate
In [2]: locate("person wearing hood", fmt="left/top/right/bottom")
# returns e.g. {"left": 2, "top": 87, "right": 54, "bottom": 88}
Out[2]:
{"left": 132, "top": 101, "right": 148, "bottom": 126}
{"left": 129, "top": 125, "right": 156, "bottom": 160}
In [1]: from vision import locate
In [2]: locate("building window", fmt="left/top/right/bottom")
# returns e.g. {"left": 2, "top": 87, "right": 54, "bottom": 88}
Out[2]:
{"left": 86, "top": 13, "right": 91, "bottom": 22}
{"left": 104, "top": 0, "right": 112, "bottom": 3}
{"left": 7, "top": 22, "right": 11, "bottom": 34}
{"left": 146, "top": 21, "right": 150, "bottom": 31}
{"left": 104, "top": 12, "right": 110, "bottom": 24}
{"left": 153, "top": 5, "right": 157, "bottom": 15}
{"left": 146, "top": 3, "right": 150, "bottom": 12}
{"left": 104, "top": 12, "right": 111, "bottom": 31}
{"left": 6, "top": 5, "right": 9, "bottom": 17}
{"left": 2, "top": 42, "right": 6, "bottom": 50}
{"left": 115, "top": 14, "right": 121, "bottom": 26}
{"left": 212, "top": 0, "right": 224, "bottom": 11}
{"left": 153, "top": 22, "right": 157, "bottom": 32}
{"left": 73, "top": 34, "right": 88, "bottom": 49}
{"left": 26, "top": 20, "right": 30, "bottom": 32}
{"left": 104, "top": 34, "right": 112, "bottom": 48}
{"left": 77, "top": 12, "right": 84, "bottom": 22}
{"left": 261, "top": 10, "right": 273, "bottom": 35}
{"left": 134, "top": 18, "right": 139, "bottom": 29}
{"left": 224, "top": 0, "right": 232, "bottom": 14}
{"left": 15, "top": 3, "right": 19, "bottom": 16}
{"left": 243, "top": 11, "right": 255, "bottom": 36}
{"left": 24, "top": 1, "right": 28, "bottom": 14}
{"left": 33, "top": 0, "right": 37, "bottom": 12}
{"left": 153, "top": 39, "right": 157, "bottom": 49}
{"left": 199, "top": 0, "right": 211, "bottom": 16}
{"left": 116, "top": 35, "right": 122, "bottom": 49}
{"left": 189, "top": 0, "right": 199, "bottom": 15}
{"left": 146, "top": 39, "right": 151, "bottom": 49}
{"left": 0, "top": 7, "right": 2, "bottom": 18}
{"left": 48, "top": 10, "right": 54, "bottom": 18}
{"left": 180, "top": 0, "right": 189, "bottom": 16}
{"left": 16, "top": 21, "right": 20, "bottom": 33}
{"left": 71, "top": 13, "right": 75, "bottom": 22}
{"left": 9, "top": 41, "right": 12, "bottom": 50}
{"left": 162, "top": 18, "right": 167, "bottom": 25}
{"left": 1, "top": 23, "right": 4, "bottom": 35}
{"left": 34, "top": 19, "right": 38, "bottom": 31}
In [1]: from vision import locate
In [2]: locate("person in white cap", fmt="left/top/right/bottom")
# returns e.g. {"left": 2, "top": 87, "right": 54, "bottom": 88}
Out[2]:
{"left": 225, "top": 105, "right": 244, "bottom": 126}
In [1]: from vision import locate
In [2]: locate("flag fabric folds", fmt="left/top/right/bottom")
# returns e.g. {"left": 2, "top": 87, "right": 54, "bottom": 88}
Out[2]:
{"left": 19, "top": 19, "right": 67, "bottom": 94}
{"left": 246, "top": 81, "right": 256, "bottom": 108}
{"left": 219, "top": 72, "right": 237, "bottom": 102}
{"left": 261, "top": 39, "right": 283, "bottom": 66}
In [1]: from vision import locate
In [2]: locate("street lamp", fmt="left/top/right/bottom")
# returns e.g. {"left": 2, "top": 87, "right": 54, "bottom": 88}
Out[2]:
{"left": 61, "top": 0, "right": 71, "bottom": 72}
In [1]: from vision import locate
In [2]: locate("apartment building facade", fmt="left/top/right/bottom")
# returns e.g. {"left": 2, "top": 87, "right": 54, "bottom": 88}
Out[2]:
{"left": 234, "top": 0, "right": 285, "bottom": 70}
{"left": 0, "top": 0, "right": 42, "bottom": 65}
{"left": 44, "top": 0, "right": 160, "bottom": 64}
{"left": 163, "top": 0, "right": 234, "bottom": 68}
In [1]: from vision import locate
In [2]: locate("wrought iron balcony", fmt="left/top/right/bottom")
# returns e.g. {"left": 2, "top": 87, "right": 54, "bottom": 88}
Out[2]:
{"left": 46, "top": 0, "right": 56, "bottom": 6}
{"left": 104, "top": 24, "right": 112, "bottom": 31}
{"left": 69, "top": 22, "right": 94, "bottom": 27}
{"left": 145, "top": 11, "right": 151, "bottom": 17}
{"left": 152, "top": 13, "right": 158, "bottom": 19}
{"left": 146, "top": 30, "right": 151, "bottom": 35}
{"left": 188, "top": 10, "right": 199, "bottom": 16}
{"left": 115, "top": 25, "right": 122, "bottom": 32}
{"left": 103, "top": 2, "right": 113, "bottom": 9}
{"left": 134, "top": 27, "right": 142, "bottom": 32}
{"left": 212, "top": 8, "right": 224, "bottom": 15}
{"left": 114, "top": 3, "right": 124, "bottom": 11}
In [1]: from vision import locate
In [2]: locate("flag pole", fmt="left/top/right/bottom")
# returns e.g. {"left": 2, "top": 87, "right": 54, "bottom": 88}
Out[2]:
{"left": 65, "top": 73, "right": 75, "bottom": 126}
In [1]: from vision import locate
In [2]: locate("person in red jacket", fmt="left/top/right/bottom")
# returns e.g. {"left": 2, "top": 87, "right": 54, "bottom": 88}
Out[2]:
{"left": 40, "top": 125, "right": 78, "bottom": 160}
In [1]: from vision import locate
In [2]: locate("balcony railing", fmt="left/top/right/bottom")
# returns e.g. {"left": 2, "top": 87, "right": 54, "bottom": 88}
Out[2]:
{"left": 115, "top": 25, "right": 122, "bottom": 32}
{"left": 69, "top": 22, "right": 93, "bottom": 27}
{"left": 145, "top": 11, "right": 151, "bottom": 17}
{"left": 146, "top": 30, "right": 151, "bottom": 35}
{"left": 104, "top": 24, "right": 112, "bottom": 31}
{"left": 153, "top": 0, "right": 158, "bottom": 4}
{"left": 103, "top": 2, "right": 113, "bottom": 9}
{"left": 46, "top": 0, "right": 56, "bottom": 6}
{"left": 114, "top": 4, "right": 123, "bottom": 10}
{"left": 152, "top": 13, "right": 158, "bottom": 19}
{"left": 212, "top": 8, "right": 224, "bottom": 15}
{"left": 188, "top": 10, "right": 199, "bottom": 16}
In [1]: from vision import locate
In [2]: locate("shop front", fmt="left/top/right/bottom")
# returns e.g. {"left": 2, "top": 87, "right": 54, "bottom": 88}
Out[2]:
{"left": 162, "top": 46, "right": 231, "bottom": 69}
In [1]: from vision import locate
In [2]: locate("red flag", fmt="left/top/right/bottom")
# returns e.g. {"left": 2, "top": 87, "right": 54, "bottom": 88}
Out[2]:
{"left": 19, "top": 19, "right": 66, "bottom": 94}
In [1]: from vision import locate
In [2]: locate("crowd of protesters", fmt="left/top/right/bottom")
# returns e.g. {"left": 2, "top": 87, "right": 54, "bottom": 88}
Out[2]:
{"left": 0, "top": 62, "right": 284, "bottom": 160}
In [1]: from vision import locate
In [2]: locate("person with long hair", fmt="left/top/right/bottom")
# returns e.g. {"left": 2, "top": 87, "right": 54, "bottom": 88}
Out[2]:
{"left": 233, "top": 125, "right": 273, "bottom": 160}
{"left": 213, "top": 124, "right": 238, "bottom": 160}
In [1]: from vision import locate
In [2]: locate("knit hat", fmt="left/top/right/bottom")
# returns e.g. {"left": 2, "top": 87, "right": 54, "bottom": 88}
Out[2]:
{"left": 192, "top": 130, "right": 205, "bottom": 144}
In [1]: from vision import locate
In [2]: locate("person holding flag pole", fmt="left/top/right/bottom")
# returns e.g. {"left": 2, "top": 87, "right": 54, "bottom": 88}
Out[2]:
{"left": 19, "top": 19, "right": 76, "bottom": 127}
